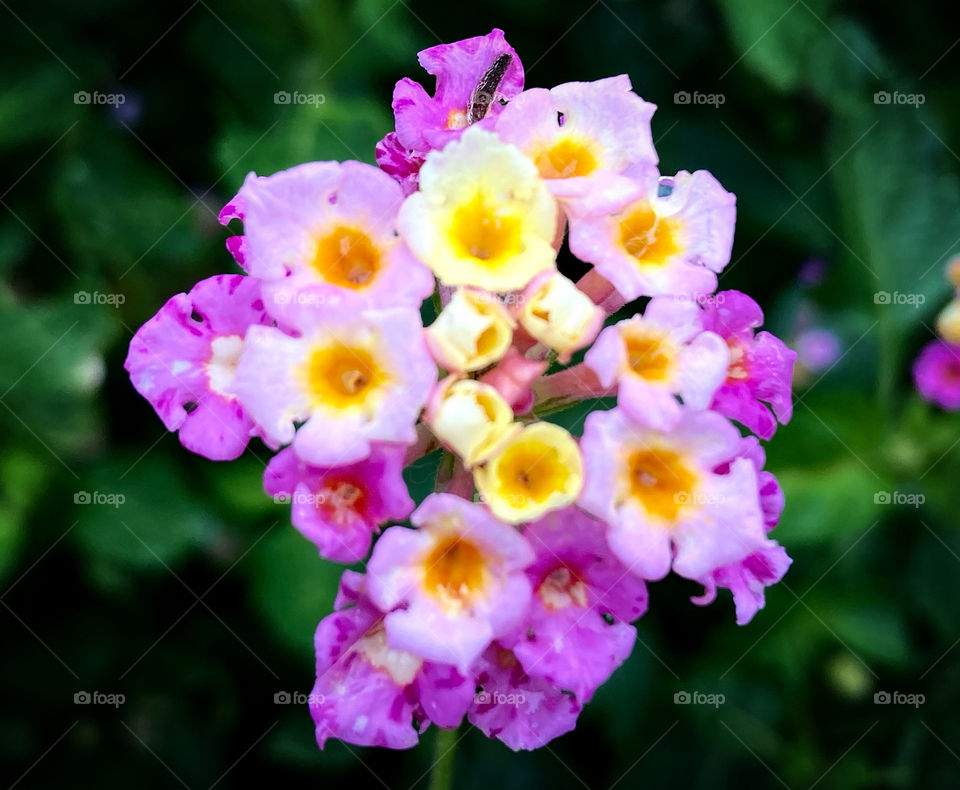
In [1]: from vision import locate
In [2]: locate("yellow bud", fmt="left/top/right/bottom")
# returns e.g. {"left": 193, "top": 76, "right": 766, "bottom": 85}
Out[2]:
{"left": 427, "top": 379, "right": 521, "bottom": 468}
{"left": 937, "top": 299, "right": 960, "bottom": 344}
{"left": 518, "top": 272, "right": 603, "bottom": 359}
{"left": 426, "top": 289, "right": 515, "bottom": 372}
{"left": 474, "top": 421, "right": 583, "bottom": 523}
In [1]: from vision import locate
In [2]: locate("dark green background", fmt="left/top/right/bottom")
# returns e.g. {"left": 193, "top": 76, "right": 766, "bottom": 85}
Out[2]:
{"left": 2, "top": 0, "right": 959, "bottom": 787}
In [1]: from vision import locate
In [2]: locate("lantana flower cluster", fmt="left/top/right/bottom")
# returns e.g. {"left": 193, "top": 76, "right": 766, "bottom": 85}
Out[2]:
{"left": 914, "top": 256, "right": 960, "bottom": 410}
{"left": 127, "top": 30, "right": 797, "bottom": 751}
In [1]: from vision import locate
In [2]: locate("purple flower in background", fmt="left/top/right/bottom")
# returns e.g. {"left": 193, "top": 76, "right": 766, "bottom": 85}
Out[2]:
{"left": 914, "top": 339, "right": 960, "bottom": 410}
{"left": 795, "top": 327, "right": 841, "bottom": 374}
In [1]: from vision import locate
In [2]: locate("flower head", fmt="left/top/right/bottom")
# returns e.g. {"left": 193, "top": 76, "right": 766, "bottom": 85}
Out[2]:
{"left": 914, "top": 339, "right": 960, "bottom": 410}
{"left": 569, "top": 166, "right": 736, "bottom": 301}
{"left": 125, "top": 274, "right": 271, "bottom": 461}
{"left": 226, "top": 161, "right": 434, "bottom": 318}
{"left": 690, "top": 436, "right": 791, "bottom": 624}
{"left": 311, "top": 571, "right": 473, "bottom": 749}
{"left": 701, "top": 290, "right": 797, "bottom": 439}
{"left": 473, "top": 422, "right": 584, "bottom": 523}
{"left": 391, "top": 29, "right": 524, "bottom": 155}
{"left": 231, "top": 295, "right": 436, "bottom": 466}
{"left": 398, "top": 126, "right": 559, "bottom": 292}
{"left": 468, "top": 643, "right": 581, "bottom": 751}
{"left": 495, "top": 75, "right": 656, "bottom": 208}
{"left": 264, "top": 445, "right": 414, "bottom": 563}
{"left": 367, "top": 493, "right": 534, "bottom": 670}
{"left": 501, "top": 508, "right": 647, "bottom": 701}
{"left": 584, "top": 295, "right": 728, "bottom": 430}
{"left": 579, "top": 407, "right": 769, "bottom": 581}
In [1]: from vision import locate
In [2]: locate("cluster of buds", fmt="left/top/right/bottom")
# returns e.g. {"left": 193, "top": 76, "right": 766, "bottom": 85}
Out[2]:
{"left": 127, "top": 30, "right": 796, "bottom": 751}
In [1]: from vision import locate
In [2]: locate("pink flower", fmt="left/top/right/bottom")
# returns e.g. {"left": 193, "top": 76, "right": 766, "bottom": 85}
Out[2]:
{"left": 311, "top": 571, "right": 473, "bottom": 749}
{"left": 568, "top": 165, "right": 736, "bottom": 301}
{"left": 125, "top": 274, "right": 271, "bottom": 461}
{"left": 501, "top": 508, "right": 647, "bottom": 702}
{"left": 913, "top": 339, "right": 960, "bottom": 410}
{"left": 263, "top": 445, "right": 414, "bottom": 563}
{"left": 224, "top": 161, "right": 434, "bottom": 319}
{"left": 495, "top": 75, "right": 656, "bottom": 209}
{"left": 702, "top": 290, "right": 797, "bottom": 439}
{"left": 584, "top": 295, "right": 728, "bottom": 430}
{"left": 230, "top": 295, "right": 437, "bottom": 467}
{"left": 467, "top": 643, "right": 581, "bottom": 751}
{"left": 391, "top": 29, "right": 523, "bottom": 156}
{"left": 691, "top": 436, "right": 791, "bottom": 624}
{"left": 578, "top": 407, "right": 770, "bottom": 581}
{"left": 366, "top": 493, "right": 534, "bottom": 670}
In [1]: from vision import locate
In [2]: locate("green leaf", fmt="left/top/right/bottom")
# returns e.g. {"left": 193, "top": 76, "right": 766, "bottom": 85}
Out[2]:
{"left": 71, "top": 454, "right": 222, "bottom": 572}
{"left": 716, "top": 0, "right": 837, "bottom": 92}
{"left": 776, "top": 460, "right": 882, "bottom": 545}
{"left": 245, "top": 526, "right": 343, "bottom": 657}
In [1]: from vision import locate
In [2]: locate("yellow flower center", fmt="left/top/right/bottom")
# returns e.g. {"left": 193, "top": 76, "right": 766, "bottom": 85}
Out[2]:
{"left": 626, "top": 448, "right": 697, "bottom": 521}
{"left": 450, "top": 195, "right": 523, "bottom": 265}
{"left": 494, "top": 439, "right": 571, "bottom": 504}
{"left": 624, "top": 332, "right": 673, "bottom": 380}
{"left": 619, "top": 202, "right": 681, "bottom": 266}
{"left": 535, "top": 137, "right": 598, "bottom": 179}
{"left": 305, "top": 344, "right": 386, "bottom": 409}
{"left": 423, "top": 537, "right": 486, "bottom": 600}
{"left": 312, "top": 226, "right": 380, "bottom": 289}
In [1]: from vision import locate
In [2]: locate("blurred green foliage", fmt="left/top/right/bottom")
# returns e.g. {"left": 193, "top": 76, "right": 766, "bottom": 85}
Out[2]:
{"left": 2, "top": 0, "right": 960, "bottom": 787}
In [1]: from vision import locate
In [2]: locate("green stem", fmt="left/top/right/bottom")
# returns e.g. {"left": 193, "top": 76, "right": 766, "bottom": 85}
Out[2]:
{"left": 428, "top": 727, "right": 459, "bottom": 790}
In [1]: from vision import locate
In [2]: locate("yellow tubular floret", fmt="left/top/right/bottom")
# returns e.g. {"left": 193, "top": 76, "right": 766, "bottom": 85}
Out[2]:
{"left": 474, "top": 421, "right": 584, "bottom": 523}
{"left": 427, "top": 379, "right": 521, "bottom": 468}
{"left": 398, "top": 126, "right": 559, "bottom": 292}
{"left": 518, "top": 273, "right": 602, "bottom": 358}
{"left": 426, "top": 289, "right": 515, "bottom": 372}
